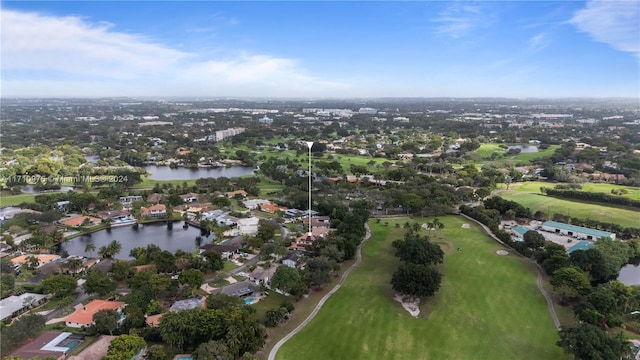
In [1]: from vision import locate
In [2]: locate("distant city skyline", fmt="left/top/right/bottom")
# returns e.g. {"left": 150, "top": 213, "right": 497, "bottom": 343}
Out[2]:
{"left": 1, "top": 1, "right": 639, "bottom": 98}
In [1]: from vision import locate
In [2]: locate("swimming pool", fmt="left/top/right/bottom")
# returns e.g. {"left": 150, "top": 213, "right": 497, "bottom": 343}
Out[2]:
{"left": 244, "top": 297, "right": 256, "bottom": 304}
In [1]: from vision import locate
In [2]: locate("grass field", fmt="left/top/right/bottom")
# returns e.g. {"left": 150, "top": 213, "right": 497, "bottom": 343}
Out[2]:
{"left": 475, "top": 143, "right": 560, "bottom": 165}
{"left": 0, "top": 191, "right": 38, "bottom": 206}
{"left": 277, "top": 216, "right": 566, "bottom": 360}
{"left": 498, "top": 183, "right": 640, "bottom": 228}
{"left": 500, "top": 181, "right": 640, "bottom": 201}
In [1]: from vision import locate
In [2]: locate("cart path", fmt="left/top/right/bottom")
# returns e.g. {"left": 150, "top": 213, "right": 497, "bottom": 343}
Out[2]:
{"left": 267, "top": 224, "right": 371, "bottom": 360}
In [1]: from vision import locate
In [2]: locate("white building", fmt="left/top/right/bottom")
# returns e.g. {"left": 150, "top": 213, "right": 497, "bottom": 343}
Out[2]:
{"left": 540, "top": 221, "right": 616, "bottom": 241}
{"left": 237, "top": 217, "right": 260, "bottom": 235}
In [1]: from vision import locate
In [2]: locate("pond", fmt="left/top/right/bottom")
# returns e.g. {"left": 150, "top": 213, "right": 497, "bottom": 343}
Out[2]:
{"left": 617, "top": 264, "right": 640, "bottom": 286}
{"left": 60, "top": 222, "right": 215, "bottom": 260}
{"left": 143, "top": 165, "right": 256, "bottom": 181}
{"left": 506, "top": 145, "right": 538, "bottom": 153}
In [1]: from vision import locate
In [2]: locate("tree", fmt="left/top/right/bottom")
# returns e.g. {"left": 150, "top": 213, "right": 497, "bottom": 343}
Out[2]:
{"left": 391, "top": 263, "right": 442, "bottom": 297}
{"left": 104, "top": 334, "right": 146, "bottom": 360}
{"left": 98, "top": 240, "right": 122, "bottom": 259}
{"left": 193, "top": 340, "right": 234, "bottom": 360}
{"left": 65, "top": 257, "right": 83, "bottom": 273}
{"left": 557, "top": 323, "right": 634, "bottom": 360}
{"left": 523, "top": 230, "right": 545, "bottom": 249}
{"left": 206, "top": 293, "right": 244, "bottom": 311}
{"left": 84, "top": 242, "right": 96, "bottom": 257}
{"left": 84, "top": 269, "right": 116, "bottom": 295}
{"left": 0, "top": 273, "right": 15, "bottom": 295}
{"left": 306, "top": 256, "right": 337, "bottom": 287}
{"left": 153, "top": 250, "right": 176, "bottom": 273}
{"left": 270, "top": 266, "right": 306, "bottom": 296}
{"left": 146, "top": 344, "right": 169, "bottom": 360}
{"left": 392, "top": 232, "right": 444, "bottom": 265}
{"left": 178, "top": 268, "right": 204, "bottom": 289}
{"left": 42, "top": 274, "right": 77, "bottom": 298}
{"left": 550, "top": 267, "right": 591, "bottom": 303}
{"left": 92, "top": 309, "right": 120, "bottom": 335}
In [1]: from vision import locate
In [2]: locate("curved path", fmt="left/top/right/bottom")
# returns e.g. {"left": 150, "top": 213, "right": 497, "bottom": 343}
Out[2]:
{"left": 268, "top": 224, "right": 372, "bottom": 360}
{"left": 460, "top": 214, "right": 561, "bottom": 330}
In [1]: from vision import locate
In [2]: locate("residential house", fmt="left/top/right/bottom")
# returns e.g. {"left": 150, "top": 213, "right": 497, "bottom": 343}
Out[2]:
{"left": 0, "top": 293, "right": 47, "bottom": 322}
{"left": 64, "top": 300, "right": 126, "bottom": 328}
{"left": 11, "top": 254, "right": 60, "bottom": 268}
{"left": 119, "top": 196, "right": 143, "bottom": 209}
{"left": 54, "top": 201, "right": 72, "bottom": 212}
{"left": 147, "top": 193, "right": 164, "bottom": 204}
{"left": 225, "top": 190, "right": 248, "bottom": 199}
{"left": 179, "top": 193, "right": 200, "bottom": 203}
{"left": 243, "top": 199, "right": 271, "bottom": 211}
{"left": 248, "top": 264, "right": 279, "bottom": 285}
{"left": 169, "top": 297, "right": 206, "bottom": 312}
{"left": 237, "top": 217, "right": 260, "bottom": 235}
{"left": 97, "top": 210, "right": 131, "bottom": 221}
{"left": 9, "top": 331, "right": 80, "bottom": 360}
{"left": 140, "top": 204, "right": 167, "bottom": 218}
{"left": 60, "top": 216, "right": 101, "bottom": 228}
{"left": 259, "top": 203, "right": 287, "bottom": 214}
{"left": 211, "top": 280, "right": 256, "bottom": 298}
{"left": 200, "top": 244, "right": 241, "bottom": 259}
{"left": 281, "top": 250, "right": 304, "bottom": 268}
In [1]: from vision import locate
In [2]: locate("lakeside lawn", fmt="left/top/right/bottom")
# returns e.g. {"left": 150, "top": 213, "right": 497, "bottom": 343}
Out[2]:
{"left": 277, "top": 216, "right": 566, "bottom": 360}
{"left": 0, "top": 191, "right": 38, "bottom": 206}
{"left": 497, "top": 183, "right": 639, "bottom": 228}
{"left": 475, "top": 143, "right": 560, "bottom": 165}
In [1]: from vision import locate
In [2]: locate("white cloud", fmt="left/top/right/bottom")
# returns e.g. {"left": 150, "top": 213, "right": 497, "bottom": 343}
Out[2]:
{"left": 432, "top": 3, "right": 485, "bottom": 39}
{"left": 0, "top": 9, "right": 346, "bottom": 97}
{"left": 529, "top": 33, "right": 550, "bottom": 51}
{"left": 569, "top": 0, "right": 640, "bottom": 58}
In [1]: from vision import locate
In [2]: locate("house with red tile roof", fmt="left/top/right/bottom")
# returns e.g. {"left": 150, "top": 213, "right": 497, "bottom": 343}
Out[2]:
{"left": 259, "top": 202, "right": 287, "bottom": 214}
{"left": 60, "top": 216, "right": 101, "bottom": 228}
{"left": 140, "top": 204, "right": 167, "bottom": 218}
{"left": 225, "top": 190, "right": 248, "bottom": 198}
{"left": 64, "top": 300, "right": 126, "bottom": 328}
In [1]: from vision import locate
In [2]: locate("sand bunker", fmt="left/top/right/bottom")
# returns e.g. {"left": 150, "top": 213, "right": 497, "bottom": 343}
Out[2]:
{"left": 394, "top": 294, "right": 420, "bottom": 317}
{"left": 496, "top": 250, "right": 509, "bottom": 256}
{"left": 461, "top": 223, "right": 471, "bottom": 229}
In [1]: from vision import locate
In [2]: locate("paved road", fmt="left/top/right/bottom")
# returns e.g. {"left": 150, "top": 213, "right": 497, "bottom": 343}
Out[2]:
{"left": 44, "top": 285, "right": 90, "bottom": 321}
{"left": 268, "top": 224, "right": 372, "bottom": 360}
{"left": 460, "top": 214, "right": 561, "bottom": 330}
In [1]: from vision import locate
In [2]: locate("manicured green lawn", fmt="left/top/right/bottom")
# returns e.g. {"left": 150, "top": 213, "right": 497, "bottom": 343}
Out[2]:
{"left": 501, "top": 181, "right": 640, "bottom": 201}
{"left": 475, "top": 143, "right": 560, "bottom": 165}
{"left": 0, "top": 192, "right": 38, "bottom": 206}
{"left": 277, "top": 216, "right": 566, "bottom": 360}
{"left": 498, "top": 183, "right": 639, "bottom": 228}
{"left": 223, "top": 260, "right": 238, "bottom": 272}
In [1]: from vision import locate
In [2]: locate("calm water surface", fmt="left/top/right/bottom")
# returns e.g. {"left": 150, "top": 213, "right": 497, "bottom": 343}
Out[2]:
{"left": 61, "top": 222, "right": 214, "bottom": 260}
{"left": 143, "top": 165, "right": 256, "bottom": 181}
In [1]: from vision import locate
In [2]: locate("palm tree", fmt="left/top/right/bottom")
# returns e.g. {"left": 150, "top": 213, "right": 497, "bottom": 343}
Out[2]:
{"left": 107, "top": 240, "right": 122, "bottom": 259}
{"left": 27, "top": 255, "right": 40, "bottom": 269}
{"left": 66, "top": 258, "right": 83, "bottom": 273}
{"left": 85, "top": 242, "right": 96, "bottom": 258}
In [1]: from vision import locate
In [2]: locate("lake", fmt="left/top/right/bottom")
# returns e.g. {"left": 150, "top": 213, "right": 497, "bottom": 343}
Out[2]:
{"left": 617, "top": 264, "right": 640, "bottom": 286}
{"left": 60, "top": 222, "right": 215, "bottom": 260}
{"left": 143, "top": 165, "right": 256, "bottom": 181}
{"left": 507, "top": 145, "right": 538, "bottom": 153}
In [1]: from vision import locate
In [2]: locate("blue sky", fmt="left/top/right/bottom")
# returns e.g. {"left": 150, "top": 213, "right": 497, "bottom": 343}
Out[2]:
{"left": 1, "top": 1, "right": 639, "bottom": 98}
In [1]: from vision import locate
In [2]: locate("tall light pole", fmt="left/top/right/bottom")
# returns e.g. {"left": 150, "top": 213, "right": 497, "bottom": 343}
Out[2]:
{"left": 306, "top": 141, "right": 314, "bottom": 237}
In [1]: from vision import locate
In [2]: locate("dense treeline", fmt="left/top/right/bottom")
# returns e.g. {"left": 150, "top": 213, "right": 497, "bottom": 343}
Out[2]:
{"left": 0, "top": 314, "right": 46, "bottom": 356}
{"left": 541, "top": 187, "right": 640, "bottom": 209}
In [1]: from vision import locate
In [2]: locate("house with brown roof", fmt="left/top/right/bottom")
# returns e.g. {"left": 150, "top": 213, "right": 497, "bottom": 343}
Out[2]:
{"left": 259, "top": 203, "right": 287, "bottom": 214}
{"left": 9, "top": 331, "right": 78, "bottom": 360}
{"left": 145, "top": 313, "right": 164, "bottom": 327}
{"left": 147, "top": 193, "right": 164, "bottom": 204}
{"left": 225, "top": 190, "right": 248, "bottom": 198}
{"left": 64, "top": 300, "right": 126, "bottom": 328}
{"left": 60, "top": 216, "right": 101, "bottom": 228}
{"left": 140, "top": 204, "right": 167, "bottom": 218}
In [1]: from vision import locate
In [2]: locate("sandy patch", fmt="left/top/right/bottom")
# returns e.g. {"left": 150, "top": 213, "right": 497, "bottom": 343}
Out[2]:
{"left": 394, "top": 294, "right": 420, "bottom": 317}
{"left": 422, "top": 224, "right": 436, "bottom": 230}
{"left": 226, "top": 276, "right": 237, "bottom": 284}
{"left": 461, "top": 223, "right": 471, "bottom": 229}
{"left": 496, "top": 250, "right": 509, "bottom": 256}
